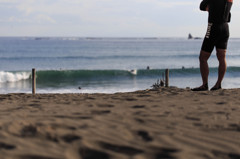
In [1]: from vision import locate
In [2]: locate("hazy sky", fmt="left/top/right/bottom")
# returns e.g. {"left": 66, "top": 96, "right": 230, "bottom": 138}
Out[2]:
{"left": 0, "top": 0, "right": 239, "bottom": 37}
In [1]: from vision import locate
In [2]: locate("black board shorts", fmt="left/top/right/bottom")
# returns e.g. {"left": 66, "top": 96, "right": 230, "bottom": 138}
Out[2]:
{"left": 201, "top": 23, "right": 229, "bottom": 53}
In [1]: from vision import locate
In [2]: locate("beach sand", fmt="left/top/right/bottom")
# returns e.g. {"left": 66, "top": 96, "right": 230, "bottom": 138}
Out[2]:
{"left": 0, "top": 87, "right": 240, "bottom": 159}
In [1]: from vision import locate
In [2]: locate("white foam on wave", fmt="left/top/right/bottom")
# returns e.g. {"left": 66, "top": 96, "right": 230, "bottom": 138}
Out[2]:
{"left": 128, "top": 69, "right": 137, "bottom": 75}
{"left": 0, "top": 71, "right": 31, "bottom": 83}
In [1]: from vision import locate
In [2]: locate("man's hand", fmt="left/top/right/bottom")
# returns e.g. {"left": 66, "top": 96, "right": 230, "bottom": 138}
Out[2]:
{"left": 206, "top": 5, "right": 209, "bottom": 11}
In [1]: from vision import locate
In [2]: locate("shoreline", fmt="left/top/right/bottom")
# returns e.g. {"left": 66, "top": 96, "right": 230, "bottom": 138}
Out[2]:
{"left": 0, "top": 87, "right": 240, "bottom": 159}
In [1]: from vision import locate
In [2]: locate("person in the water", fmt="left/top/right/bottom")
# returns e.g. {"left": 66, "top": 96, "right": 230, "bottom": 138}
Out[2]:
{"left": 192, "top": 0, "right": 233, "bottom": 91}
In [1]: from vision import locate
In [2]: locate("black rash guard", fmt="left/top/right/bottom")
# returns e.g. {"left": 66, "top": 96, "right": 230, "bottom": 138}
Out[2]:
{"left": 200, "top": 0, "right": 233, "bottom": 23}
{"left": 200, "top": 0, "right": 233, "bottom": 52}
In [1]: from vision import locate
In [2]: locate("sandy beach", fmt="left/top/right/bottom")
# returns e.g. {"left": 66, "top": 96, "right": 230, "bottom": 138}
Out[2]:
{"left": 0, "top": 87, "right": 240, "bottom": 159}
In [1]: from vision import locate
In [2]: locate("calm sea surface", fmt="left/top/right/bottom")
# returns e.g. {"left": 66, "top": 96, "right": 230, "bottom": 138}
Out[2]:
{"left": 0, "top": 37, "right": 240, "bottom": 93}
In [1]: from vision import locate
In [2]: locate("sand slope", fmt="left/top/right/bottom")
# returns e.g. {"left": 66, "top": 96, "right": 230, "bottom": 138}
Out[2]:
{"left": 0, "top": 87, "right": 240, "bottom": 159}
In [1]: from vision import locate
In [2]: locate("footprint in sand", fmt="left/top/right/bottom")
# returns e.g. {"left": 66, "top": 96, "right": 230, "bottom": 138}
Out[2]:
{"left": 99, "top": 142, "right": 143, "bottom": 156}
{"left": 91, "top": 110, "right": 111, "bottom": 115}
{"left": 137, "top": 95, "right": 151, "bottom": 97}
{"left": 18, "top": 155, "right": 58, "bottom": 159}
{"left": 79, "top": 147, "right": 110, "bottom": 159}
{"left": 54, "top": 115, "right": 92, "bottom": 120}
{"left": 61, "top": 134, "right": 82, "bottom": 143}
{"left": 216, "top": 102, "right": 227, "bottom": 105}
{"left": 21, "top": 125, "right": 38, "bottom": 137}
{"left": 155, "top": 147, "right": 180, "bottom": 159}
{"left": 97, "top": 104, "right": 114, "bottom": 108}
{"left": 212, "top": 150, "right": 240, "bottom": 159}
{"left": 132, "top": 105, "right": 145, "bottom": 109}
{"left": 137, "top": 130, "right": 153, "bottom": 142}
{"left": 228, "top": 124, "right": 240, "bottom": 131}
{"left": 126, "top": 98, "right": 137, "bottom": 101}
{"left": 135, "top": 118, "right": 145, "bottom": 123}
{"left": 185, "top": 116, "right": 201, "bottom": 121}
{"left": 0, "top": 142, "right": 16, "bottom": 150}
{"left": 28, "top": 103, "right": 42, "bottom": 107}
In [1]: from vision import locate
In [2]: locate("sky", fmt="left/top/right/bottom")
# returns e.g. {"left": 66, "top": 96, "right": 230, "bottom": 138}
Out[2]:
{"left": 0, "top": 0, "right": 239, "bottom": 37}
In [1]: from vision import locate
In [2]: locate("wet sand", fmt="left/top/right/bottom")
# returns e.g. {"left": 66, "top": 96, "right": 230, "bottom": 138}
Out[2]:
{"left": 0, "top": 87, "right": 240, "bottom": 159}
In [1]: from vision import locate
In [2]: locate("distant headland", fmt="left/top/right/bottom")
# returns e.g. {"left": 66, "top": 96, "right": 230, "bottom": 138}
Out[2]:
{"left": 188, "top": 33, "right": 201, "bottom": 40}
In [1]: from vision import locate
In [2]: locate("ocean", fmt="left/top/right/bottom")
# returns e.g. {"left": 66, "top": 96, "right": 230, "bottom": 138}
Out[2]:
{"left": 1, "top": 37, "right": 240, "bottom": 94}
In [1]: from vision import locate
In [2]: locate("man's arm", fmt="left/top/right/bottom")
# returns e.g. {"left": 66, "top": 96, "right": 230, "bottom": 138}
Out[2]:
{"left": 225, "top": 0, "right": 233, "bottom": 22}
{"left": 200, "top": 0, "right": 209, "bottom": 11}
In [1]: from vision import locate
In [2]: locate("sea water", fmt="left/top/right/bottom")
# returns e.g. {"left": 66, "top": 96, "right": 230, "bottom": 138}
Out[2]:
{"left": 0, "top": 37, "right": 240, "bottom": 94}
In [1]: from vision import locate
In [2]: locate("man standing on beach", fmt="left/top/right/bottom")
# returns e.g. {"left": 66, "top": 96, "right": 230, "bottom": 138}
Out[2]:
{"left": 192, "top": 0, "right": 233, "bottom": 91}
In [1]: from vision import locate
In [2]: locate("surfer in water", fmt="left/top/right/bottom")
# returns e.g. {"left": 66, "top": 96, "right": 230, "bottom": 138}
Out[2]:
{"left": 192, "top": 0, "right": 233, "bottom": 91}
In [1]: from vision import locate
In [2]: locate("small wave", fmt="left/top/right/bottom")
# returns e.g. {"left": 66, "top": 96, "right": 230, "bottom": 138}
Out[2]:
{"left": 34, "top": 67, "right": 240, "bottom": 83}
{"left": 0, "top": 71, "right": 31, "bottom": 83}
{"left": 1, "top": 66, "right": 240, "bottom": 84}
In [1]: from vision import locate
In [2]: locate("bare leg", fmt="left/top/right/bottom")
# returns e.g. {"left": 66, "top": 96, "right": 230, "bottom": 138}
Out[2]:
{"left": 192, "top": 50, "right": 211, "bottom": 91}
{"left": 199, "top": 50, "right": 211, "bottom": 86}
{"left": 211, "top": 49, "right": 227, "bottom": 90}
